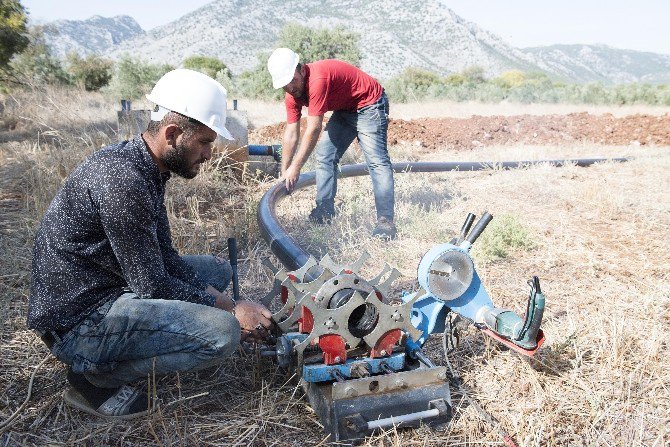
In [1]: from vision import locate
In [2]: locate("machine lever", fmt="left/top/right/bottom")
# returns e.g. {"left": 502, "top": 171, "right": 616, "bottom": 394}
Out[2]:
{"left": 515, "top": 276, "right": 545, "bottom": 347}
{"left": 464, "top": 211, "right": 493, "bottom": 245}
{"left": 459, "top": 213, "right": 476, "bottom": 243}
{"left": 366, "top": 408, "right": 441, "bottom": 430}
{"left": 228, "top": 238, "right": 240, "bottom": 303}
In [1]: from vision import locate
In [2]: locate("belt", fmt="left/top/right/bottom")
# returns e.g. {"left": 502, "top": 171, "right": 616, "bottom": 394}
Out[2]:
{"left": 36, "top": 329, "right": 68, "bottom": 349}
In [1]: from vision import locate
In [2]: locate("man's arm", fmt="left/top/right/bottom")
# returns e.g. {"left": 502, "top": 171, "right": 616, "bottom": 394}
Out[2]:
{"left": 281, "top": 114, "right": 323, "bottom": 192}
{"left": 281, "top": 121, "right": 300, "bottom": 176}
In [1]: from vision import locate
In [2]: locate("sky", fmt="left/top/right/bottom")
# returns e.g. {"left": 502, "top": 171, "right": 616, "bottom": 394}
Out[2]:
{"left": 21, "top": 0, "right": 670, "bottom": 55}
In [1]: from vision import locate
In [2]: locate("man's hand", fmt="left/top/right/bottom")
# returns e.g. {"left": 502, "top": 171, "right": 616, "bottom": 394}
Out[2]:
{"left": 280, "top": 164, "right": 301, "bottom": 193}
{"left": 233, "top": 300, "right": 274, "bottom": 342}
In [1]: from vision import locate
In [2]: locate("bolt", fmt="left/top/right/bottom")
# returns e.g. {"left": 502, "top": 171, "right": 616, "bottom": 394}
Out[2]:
{"left": 380, "top": 350, "right": 387, "bottom": 356}
{"left": 334, "top": 356, "right": 342, "bottom": 363}
{"left": 394, "top": 379, "right": 406, "bottom": 388}
{"left": 345, "top": 387, "right": 357, "bottom": 397}
{"left": 437, "top": 370, "right": 447, "bottom": 380}
{"left": 391, "top": 310, "right": 401, "bottom": 322}
{"left": 324, "top": 317, "right": 336, "bottom": 329}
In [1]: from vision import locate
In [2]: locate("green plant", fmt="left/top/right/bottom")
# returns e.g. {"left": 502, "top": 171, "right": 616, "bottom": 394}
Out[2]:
{"left": 183, "top": 55, "right": 230, "bottom": 80}
{"left": 4, "top": 25, "right": 70, "bottom": 88}
{"left": 0, "top": 0, "right": 28, "bottom": 67}
{"left": 235, "top": 53, "right": 284, "bottom": 100}
{"left": 106, "top": 55, "right": 173, "bottom": 100}
{"left": 66, "top": 53, "right": 113, "bottom": 91}
{"left": 473, "top": 214, "right": 536, "bottom": 262}
{"left": 278, "top": 23, "right": 361, "bottom": 65}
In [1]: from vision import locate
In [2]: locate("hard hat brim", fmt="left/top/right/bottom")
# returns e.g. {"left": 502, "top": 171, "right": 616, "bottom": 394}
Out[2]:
{"left": 272, "top": 72, "right": 295, "bottom": 89}
{"left": 146, "top": 97, "right": 234, "bottom": 140}
{"left": 210, "top": 124, "right": 234, "bottom": 141}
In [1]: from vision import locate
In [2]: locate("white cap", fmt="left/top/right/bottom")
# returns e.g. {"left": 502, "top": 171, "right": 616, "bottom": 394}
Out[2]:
{"left": 267, "top": 48, "right": 300, "bottom": 89}
{"left": 146, "top": 68, "right": 234, "bottom": 140}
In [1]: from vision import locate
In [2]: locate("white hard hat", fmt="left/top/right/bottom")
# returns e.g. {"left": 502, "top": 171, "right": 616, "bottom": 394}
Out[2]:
{"left": 146, "top": 68, "right": 234, "bottom": 140}
{"left": 267, "top": 48, "right": 300, "bottom": 89}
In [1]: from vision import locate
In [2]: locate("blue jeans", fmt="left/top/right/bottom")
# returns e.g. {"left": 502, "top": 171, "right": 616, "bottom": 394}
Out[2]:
{"left": 314, "top": 92, "right": 395, "bottom": 220}
{"left": 51, "top": 255, "right": 239, "bottom": 388}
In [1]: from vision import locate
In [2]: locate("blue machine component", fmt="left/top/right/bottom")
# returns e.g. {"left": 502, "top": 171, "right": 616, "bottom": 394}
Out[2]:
{"left": 302, "top": 353, "right": 406, "bottom": 383}
{"left": 403, "top": 243, "right": 493, "bottom": 352}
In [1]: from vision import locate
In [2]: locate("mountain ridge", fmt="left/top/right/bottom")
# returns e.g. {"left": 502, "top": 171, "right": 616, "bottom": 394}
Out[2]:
{"left": 39, "top": 0, "right": 670, "bottom": 84}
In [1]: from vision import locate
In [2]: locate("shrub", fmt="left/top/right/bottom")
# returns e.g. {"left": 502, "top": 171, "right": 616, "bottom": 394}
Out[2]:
{"left": 384, "top": 67, "right": 444, "bottom": 102}
{"left": 278, "top": 23, "right": 361, "bottom": 66}
{"left": 494, "top": 70, "right": 526, "bottom": 88}
{"left": 234, "top": 53, "right": 284, "bottom": 101}
{"left": 473, "top": 214, "right": 536, "bottom": 262}
{"left": 5, "top": 25, "right": 70, "bottom": 88}
{"left": 183, "top": 55, "right": 230, "bottom": 80}
{"left": 106, "top": 55, "right": 173, "bottom": 100}
{"left": 0, "top": 0, "right": 29, "bottom": 67}
{"left": 66, "top": 53, "right": 113, "bottom": 91}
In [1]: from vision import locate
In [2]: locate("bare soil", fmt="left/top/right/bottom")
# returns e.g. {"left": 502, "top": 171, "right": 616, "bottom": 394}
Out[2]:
{"left": 250, "top": 112, "right": 670, "bottom": 151}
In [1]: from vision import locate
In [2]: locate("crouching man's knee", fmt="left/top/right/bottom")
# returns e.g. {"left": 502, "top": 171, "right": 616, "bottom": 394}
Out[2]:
{"left": 212, "top": 311, "right": 241, "bottom": 358}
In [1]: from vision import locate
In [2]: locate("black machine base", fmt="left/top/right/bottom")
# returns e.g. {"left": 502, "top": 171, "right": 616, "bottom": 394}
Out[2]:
{"left": 301, "top": 366, "right": 452, "bottom": 443}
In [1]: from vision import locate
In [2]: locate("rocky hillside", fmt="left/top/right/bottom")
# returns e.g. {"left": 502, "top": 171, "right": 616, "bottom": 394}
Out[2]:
{"left": 43, "top": 15, "right": 144, "bottom": 58}
{"left": 41, "top": 0, "right": 670, "bottom": 84}
{"left": 108, "top": 0, "right": 541, "bottom": 79}
{"left": 526, "top": 44, "right": 670, "bottom": 84}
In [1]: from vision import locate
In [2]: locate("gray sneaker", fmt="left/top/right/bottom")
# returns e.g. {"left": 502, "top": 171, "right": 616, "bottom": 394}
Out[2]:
{"left": 372, "top": 217, "right": 397, "bottom": 240}
{"left": 64, "top": 368, "right": 151, "bottom": 419}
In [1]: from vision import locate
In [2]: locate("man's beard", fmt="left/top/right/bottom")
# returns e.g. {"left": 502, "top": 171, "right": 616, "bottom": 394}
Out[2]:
{"left": 162, "top": 141, "right": 200, "bottom": 179}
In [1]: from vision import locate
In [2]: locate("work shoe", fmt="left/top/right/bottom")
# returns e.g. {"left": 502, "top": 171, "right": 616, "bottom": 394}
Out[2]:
{"left": 372, "top": 217, "right": 397, "bottom": 241}
{"left": 308, "top": 206, "right": 335, "bottom": 225}
{"left": 63, "top": 368, "right": 151, "bottom": 419}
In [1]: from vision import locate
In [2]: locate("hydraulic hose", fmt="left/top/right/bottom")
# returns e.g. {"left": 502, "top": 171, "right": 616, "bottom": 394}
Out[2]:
{"left": 257, "top": 158, "right": 627, "bottom": 271}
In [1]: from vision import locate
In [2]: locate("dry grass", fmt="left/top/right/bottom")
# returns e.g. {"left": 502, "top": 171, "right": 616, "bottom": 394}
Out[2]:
{"left": 1, "top": 86, "right": 669, "bottom": 446}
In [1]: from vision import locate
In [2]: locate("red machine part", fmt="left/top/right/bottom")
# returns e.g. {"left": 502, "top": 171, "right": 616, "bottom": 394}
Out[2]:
{"left": 319, "top": 334, "right": 347, "bottom": 365}
{"left": 299, "top": 306, "right": 314, "bottom": 333}
{"left": 481, "top": 328, "right": 545, "bottom": 357}
{"left": 370, "top": 329, "right": 402, "bottom": 358}
{"left": 280, "top": 285, "right": 289, "bottom": 304}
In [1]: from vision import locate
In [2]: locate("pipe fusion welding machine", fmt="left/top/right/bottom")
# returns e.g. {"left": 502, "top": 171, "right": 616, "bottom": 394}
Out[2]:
{"left": 260, "top": 212, "right": 545, "bottom": 442}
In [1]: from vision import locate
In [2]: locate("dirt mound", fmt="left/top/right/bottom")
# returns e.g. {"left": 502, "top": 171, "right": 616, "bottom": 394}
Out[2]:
{"left": 250, "top": 112, "right": 670, "bottom": 150}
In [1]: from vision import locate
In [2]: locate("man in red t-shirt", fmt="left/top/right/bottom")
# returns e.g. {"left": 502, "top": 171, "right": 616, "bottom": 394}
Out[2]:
{"left": 267, "top": 48, "right": 396, "bottom": 240}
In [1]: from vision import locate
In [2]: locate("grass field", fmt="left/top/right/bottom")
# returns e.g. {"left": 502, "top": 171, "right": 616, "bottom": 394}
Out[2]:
{"left": 0, "top": 86, "right": 669, "bottom": 446}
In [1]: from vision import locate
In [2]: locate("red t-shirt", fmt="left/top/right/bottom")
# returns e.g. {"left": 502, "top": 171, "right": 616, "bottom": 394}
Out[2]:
{"left": 284, "top": 60, "right": 383, "bottom": 124}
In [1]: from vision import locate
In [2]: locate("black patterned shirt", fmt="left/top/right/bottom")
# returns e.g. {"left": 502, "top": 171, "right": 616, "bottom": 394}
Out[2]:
{"left": 28, "top": 135, "right": 214, "bottom": 332}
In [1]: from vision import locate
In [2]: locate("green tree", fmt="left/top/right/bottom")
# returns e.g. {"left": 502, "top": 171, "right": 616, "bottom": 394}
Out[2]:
{"left": 183, "top": 55, "right": 230, "bottom": 79}
{"left": 383, "top": 68, "right": 444, "bottom": 102}
{"left": 107, "top": 55, "right": 172, "bottom": 100}
{"left": 235, "top": 53, "right": 284, "bottom": 101}
{"left": 66, "top": 53, "right": 113, "bottom": 91}
{"left": 461, "top": 66, "right": 486, "bottom": 85}
{"left": 278, "top": 23, "right": 361, "bottom": 65}
{"left": 6, "top": 25, "right": 70, "bottom": 86}
{"left": 0, "top": 0, "right": 29, "bottom": 67}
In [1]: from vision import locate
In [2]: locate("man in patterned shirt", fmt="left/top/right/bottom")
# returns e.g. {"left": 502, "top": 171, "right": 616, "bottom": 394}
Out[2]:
{"left": 28, "top": 69, "right": 273, "bottom": 418}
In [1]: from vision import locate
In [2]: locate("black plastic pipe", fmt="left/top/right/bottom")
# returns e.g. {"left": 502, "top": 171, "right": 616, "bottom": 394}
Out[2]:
{"left": 258, "top": 158, "right": 628, "bottom": 271}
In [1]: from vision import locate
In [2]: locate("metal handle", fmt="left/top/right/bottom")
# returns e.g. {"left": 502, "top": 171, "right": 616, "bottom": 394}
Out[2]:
{"left": 367, "top": 408, "right": 440, "bottom": 430}
{"left": 227, "top": 238, "right": 240, "bottom": 302}
{"left": 465, "top": 211, "right": 493, "bottom": 244}
{"left": 459, "top": 213, "right": 476, "bottom": 243}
